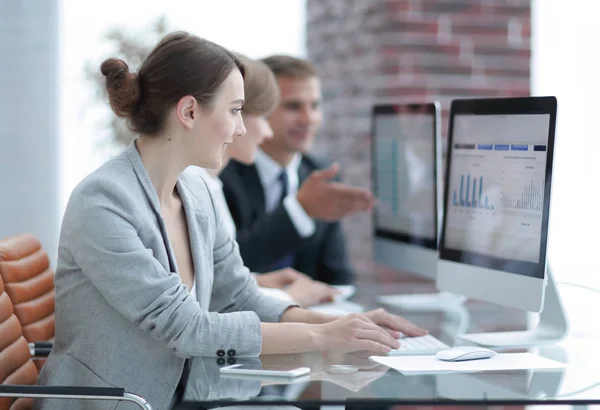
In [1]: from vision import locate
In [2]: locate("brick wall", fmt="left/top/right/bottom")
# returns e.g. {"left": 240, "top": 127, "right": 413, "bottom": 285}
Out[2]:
{"left": 306, "top": 0, "right": 531, "bottom": 277}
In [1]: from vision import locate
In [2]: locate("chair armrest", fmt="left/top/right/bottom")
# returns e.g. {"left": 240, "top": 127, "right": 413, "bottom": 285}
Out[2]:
{"left": 30, "top": 347, "right": 52, "bottom": 357}
{"left": 28, "top": 342, "right": 52, "bottom": 357}
{"left": 0, "top": 385, "right": 152, "bottom": 410}
{"left": 32, "top": 341, "right": 53, "bottom": 348}
{"left": 0, "top": 385, "right": 124, "bottom": 396}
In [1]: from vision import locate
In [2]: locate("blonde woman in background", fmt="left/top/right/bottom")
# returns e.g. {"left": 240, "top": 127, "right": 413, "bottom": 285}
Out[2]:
{"left": 199, "top": 52, "right": 339, "bottom": 307}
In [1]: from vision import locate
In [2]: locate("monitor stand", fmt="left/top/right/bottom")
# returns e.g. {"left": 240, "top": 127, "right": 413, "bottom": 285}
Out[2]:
{"left": 458, "top": 267, "right": 569, "bottom": 349}
{"left": 378, "top": 291, "right": 466, "bottom": 312}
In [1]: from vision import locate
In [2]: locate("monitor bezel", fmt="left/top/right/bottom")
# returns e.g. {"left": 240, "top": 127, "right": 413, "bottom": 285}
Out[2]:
{"left": 438, "top": 96, "right": 557, "bottom": 279}
{"left": 371, "top": 102, "right": 441, "bottom": 251}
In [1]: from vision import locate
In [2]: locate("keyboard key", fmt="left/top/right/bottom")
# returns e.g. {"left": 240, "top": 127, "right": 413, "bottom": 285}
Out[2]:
{"left": 387, "top": 334, "right": 449, "bottom": 356}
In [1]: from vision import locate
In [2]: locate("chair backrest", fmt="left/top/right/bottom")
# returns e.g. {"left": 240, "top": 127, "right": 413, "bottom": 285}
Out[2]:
{"left": 0, "top": 234, "right": 55, "bottom": 343}
{"left": 0, "top": 274, "right": 38, "bottom": 410}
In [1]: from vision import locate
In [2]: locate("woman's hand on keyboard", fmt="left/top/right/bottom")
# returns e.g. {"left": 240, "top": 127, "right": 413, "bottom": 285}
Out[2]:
{"left": 362, "top": 308, "right": 428, "bottom": 338}
{"left": 316, "top": 313, "right": 401, "bottom": 354}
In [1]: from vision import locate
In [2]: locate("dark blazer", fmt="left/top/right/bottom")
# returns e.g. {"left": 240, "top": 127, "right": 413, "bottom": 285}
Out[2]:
{"left": 220, "top": 155, "right": 353, "bottom": 285}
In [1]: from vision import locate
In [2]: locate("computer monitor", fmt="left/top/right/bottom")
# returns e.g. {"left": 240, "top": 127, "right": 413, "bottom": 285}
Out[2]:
{"left": 371, "top": 102, "right": 442, "bottom": 280}
{"left": 437, "top": 96, "right": 568, "bottom": 348}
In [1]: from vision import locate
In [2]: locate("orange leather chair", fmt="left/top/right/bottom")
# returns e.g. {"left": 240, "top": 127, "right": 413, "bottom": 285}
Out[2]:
{"left": 0, "top": 234, "right": 55, "bottom": 345}
{"left": 0, "top": 274, "right": 152, "bottom": 410}
{"left": 0, "top": 270, "right": 37, "bottom": 410}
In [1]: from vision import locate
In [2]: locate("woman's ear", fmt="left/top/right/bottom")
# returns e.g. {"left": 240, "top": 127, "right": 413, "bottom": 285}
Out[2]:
{"left": 176, "top": 96, "right": 197, "bottom": 129}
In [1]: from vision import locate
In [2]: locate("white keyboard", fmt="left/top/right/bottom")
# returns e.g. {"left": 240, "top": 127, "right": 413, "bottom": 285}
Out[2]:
{"left": 387, "top": 334, "right": 449, "bottom": 356}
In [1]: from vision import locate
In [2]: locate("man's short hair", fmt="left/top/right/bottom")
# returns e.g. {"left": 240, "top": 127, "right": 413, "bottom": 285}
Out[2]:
{"left": 260, "top": 55, "right": 317, "bottom": 78}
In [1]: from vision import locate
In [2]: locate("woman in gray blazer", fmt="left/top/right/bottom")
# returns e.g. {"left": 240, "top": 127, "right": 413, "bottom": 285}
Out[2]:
{"left": 36, "top": 32, "right": 426, "bottom": 410}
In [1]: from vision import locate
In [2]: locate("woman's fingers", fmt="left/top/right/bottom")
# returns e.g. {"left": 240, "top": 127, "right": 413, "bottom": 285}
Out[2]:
{"left": 354, "top": 339, "right": 391, "bottom": 354}
{"left": 353, "top": 329, "right": 400, "bottom": 350}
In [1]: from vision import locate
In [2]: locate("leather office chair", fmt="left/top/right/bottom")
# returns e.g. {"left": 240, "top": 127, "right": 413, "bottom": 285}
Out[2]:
{"left": 0, "top": 234, "right": 55, "bottom": 370}
{"left": 0, "top": 234, "right": 55, "bottom": 343}
{"left": 0, "top": 274, "right": 152, "bottom": 410}
{"left": 0, "top": 272, "right": 37, "bottom": 410}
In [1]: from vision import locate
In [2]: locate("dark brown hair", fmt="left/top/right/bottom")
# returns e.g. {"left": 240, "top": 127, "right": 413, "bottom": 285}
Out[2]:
{"left": 232, "top": 52, "right": 280, "bottom": 116}
{"left": 100, "top": 31, "right": 244, "bottom": 135}
{"left": 260, "top": 55, "right": 317, "bottom": 79}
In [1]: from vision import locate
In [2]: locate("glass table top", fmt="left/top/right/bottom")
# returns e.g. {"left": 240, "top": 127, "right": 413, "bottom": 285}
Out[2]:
{"left": 176, "top": 282, "right": 600, "bottom": 408}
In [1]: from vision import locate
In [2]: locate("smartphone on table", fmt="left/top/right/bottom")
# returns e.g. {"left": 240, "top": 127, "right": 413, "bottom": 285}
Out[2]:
{"left": 219, "top": 363, "right": 311, "bottom": 378}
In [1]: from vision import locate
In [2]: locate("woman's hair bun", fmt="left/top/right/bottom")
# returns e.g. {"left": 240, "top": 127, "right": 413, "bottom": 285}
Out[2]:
{"left": 100, "top": 58, "right": 140, "bottom": 118}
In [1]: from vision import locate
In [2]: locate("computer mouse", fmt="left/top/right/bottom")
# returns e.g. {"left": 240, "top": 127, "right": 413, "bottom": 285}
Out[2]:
{"left": 436, "top": 346, "right": 496, "bottom": 362}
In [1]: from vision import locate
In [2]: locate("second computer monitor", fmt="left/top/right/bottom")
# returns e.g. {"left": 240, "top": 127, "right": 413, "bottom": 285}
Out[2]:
{"left": 372, "top": 102, "right": 441, "bottom": 279}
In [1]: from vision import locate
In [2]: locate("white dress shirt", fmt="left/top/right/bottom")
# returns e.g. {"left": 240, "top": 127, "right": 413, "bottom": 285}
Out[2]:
{"left": 197, "top": 168, "right": 236, "bottom": 238}
{"left": 254, "top": 148, "right": 316, "bottom": 238}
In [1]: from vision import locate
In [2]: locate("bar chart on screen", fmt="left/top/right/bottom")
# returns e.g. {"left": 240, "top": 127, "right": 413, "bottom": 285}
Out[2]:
{"left": 444, "top": 144, "right": 548, "bottom": 262}
{"left": 452, "top": 174, "right": 494, "bottom": 210}
{"left": 451, "top": 173, "right": 545, "bottom": 218}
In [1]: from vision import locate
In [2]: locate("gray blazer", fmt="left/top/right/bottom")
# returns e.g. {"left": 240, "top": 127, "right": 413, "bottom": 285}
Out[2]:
{"left": 36, "top": 143, "right": 295, "bottom": 410}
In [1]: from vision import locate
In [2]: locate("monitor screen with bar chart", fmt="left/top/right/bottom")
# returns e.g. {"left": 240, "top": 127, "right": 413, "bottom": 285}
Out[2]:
{"left": 439, "top": 97, "right": 556, "bottom": 279}
{"left": 444, "top": 114, "right": 549, "bottom": 265}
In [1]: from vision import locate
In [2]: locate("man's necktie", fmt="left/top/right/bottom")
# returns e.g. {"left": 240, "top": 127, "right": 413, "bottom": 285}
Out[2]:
{"left": 266, "top": 170, "right": 295, "bottom": 271}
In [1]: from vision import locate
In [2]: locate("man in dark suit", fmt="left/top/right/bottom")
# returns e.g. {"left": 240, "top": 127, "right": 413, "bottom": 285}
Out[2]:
{"left": 220, "top": 55, "right": 374, "bottom": 285}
